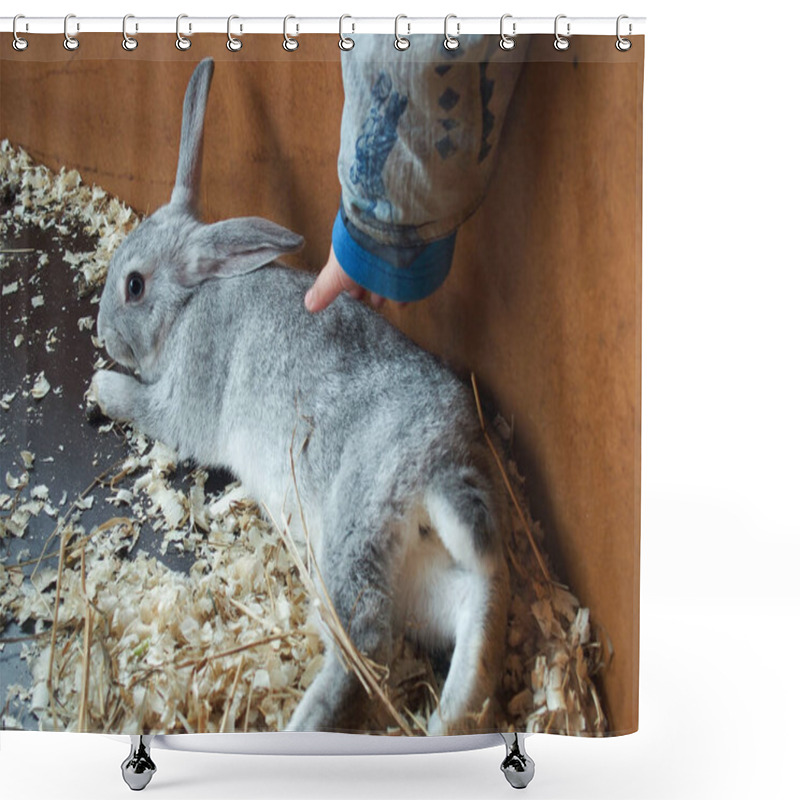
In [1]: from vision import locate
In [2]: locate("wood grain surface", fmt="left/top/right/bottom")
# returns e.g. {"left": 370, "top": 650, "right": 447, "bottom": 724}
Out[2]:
{"left": 1, "top": 33, "right": 643, "bottom": 734}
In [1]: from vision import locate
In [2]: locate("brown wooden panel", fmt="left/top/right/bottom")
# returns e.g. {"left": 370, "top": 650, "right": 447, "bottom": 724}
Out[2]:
{"left": 1, "top": 33, "right": 643, "bottom": 734}
{"left": 0, "top": 35, "right": 345, "bottom": 269}
{"left": 387, "top": 53, "right": 644, "bottom": 733}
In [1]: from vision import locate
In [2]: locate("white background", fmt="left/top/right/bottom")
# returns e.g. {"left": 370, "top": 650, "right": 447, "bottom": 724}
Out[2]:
{"left": 2, "top": 1, "right": 799, "bottom": 798}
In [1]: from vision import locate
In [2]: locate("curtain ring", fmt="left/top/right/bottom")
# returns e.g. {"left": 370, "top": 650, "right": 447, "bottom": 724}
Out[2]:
{"left": 394, "top": 15, "right": 410, "bottom": 51}
{"left": 554, "top": 14, "right": 570, "bottom": 51}
{"left": 339, "top": 14, "right": 354, "bottom": 51}
{"left": 443, "top": 14, "right": 459, "bottom": 51}
{"left": 616, "top": 14, "right": 632, "bottom": 51}
{"left": 12, "top": 15, "right": 28, "bottom": 51}
{"left": 63, "top": 14, "right": 79, "bottom": 51}
{"left": 283, "top": 15, "right": 299, "bottom": 51}
{"left": 499, "top": 14, "right": 515, "bottom": 50}
{"left": 122, "top": 14, "right": 138, "bottom": 51}
{"left": 176, "top": 14, "right": 191, "bottom": 50}
{"left": 227, "top": 15, "right": 242, "bottom": 51}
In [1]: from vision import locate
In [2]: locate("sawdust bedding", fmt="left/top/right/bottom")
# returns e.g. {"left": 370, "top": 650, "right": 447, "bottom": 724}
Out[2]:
{"left": 0, "top": 140, "right": 610, "bottom": 736}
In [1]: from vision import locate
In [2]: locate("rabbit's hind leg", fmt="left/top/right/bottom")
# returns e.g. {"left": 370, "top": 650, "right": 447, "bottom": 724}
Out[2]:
{"left": 284, "top": 646, "right": 364, "bottom": 732}
{"left": 286, "top": 509, "right": 402, "bottom": 732}
{"left": 431, "top": 563, "right": 508, "bottom": 734}
{"left": 403, "top": 554, "right": 508, "bottom": 735}
{"left": 421, "top": 482, "right": 510, "bottom": 734}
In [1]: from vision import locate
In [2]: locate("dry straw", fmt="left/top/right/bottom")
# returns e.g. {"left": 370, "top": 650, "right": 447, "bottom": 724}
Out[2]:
{"left": 1, "top": 141, "right": 608, "bottom": 736}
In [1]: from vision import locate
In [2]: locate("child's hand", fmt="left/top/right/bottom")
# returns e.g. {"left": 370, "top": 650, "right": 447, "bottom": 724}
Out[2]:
{"left": 304, "top": 245, "right": 386, "bottom": 313}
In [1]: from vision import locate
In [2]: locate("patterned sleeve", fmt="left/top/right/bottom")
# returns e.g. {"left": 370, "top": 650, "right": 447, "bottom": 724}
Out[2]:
{"left": 334, "top": 35, "right": 527, "bottom": 302}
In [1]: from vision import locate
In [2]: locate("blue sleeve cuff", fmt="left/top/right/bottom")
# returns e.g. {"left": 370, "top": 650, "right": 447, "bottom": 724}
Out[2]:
{"left": 331, "top": 209, "right": 456, "bottom": 303}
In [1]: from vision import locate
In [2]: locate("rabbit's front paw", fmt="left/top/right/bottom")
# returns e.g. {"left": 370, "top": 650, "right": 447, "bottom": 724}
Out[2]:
{"left": 89, "top": 370, "right": 141, "bottom": 422}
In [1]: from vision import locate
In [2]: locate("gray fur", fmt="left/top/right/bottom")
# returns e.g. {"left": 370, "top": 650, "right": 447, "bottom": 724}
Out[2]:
{"left": 171, "top": 58, "right": 214, "bottom": 211}
{"left": 93, "top": 59, "right": 510, "bottom": 735}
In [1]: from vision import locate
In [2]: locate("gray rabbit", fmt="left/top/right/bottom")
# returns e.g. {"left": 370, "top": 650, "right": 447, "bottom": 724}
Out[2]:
{"left": 91, "top": 58, "right": 510, "bottom": 735}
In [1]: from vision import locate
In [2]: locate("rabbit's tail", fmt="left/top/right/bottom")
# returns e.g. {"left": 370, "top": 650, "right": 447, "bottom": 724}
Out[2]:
{"left": 424, "top": 465, "right": 503, "bottom": 572}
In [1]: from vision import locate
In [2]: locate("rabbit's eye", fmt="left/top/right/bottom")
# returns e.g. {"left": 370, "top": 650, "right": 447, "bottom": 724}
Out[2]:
{"left": 126, "top": 272, "right": 145, "bottom": 302}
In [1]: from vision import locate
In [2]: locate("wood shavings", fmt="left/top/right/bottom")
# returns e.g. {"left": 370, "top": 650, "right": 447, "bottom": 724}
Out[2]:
{"left": 30, "top": 372, "right": 50, "bottom": 400}
{"left": 0, "top": 143, "right": 609, "bottom": 738}
{"left": 107, "top": 488, "right": 134, "bottom": 506}
{"left": 5, "top": 470, "right": 28, "bottom": 490}
{"left": 0, "top": 140, "right": 138, "bottom": 295}
{"left": 1, "top": 395, "right": 609, "bottom": 736}
{"left": 189, "top": 485, "right": 209, "bottom": 532}
{"left": 4, "top": 508, "right": 31, "bottom": 537}
{"left": 44, "top": 327, "right": 59, "bottom": 353}
{"left": 481, "top": 410, "right": 609, "bottom": 736}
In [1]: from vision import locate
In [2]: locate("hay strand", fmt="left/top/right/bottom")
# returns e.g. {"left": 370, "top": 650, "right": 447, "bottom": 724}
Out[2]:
{"left": 220, "top": 657, "right": 245, "bottom": 733}
{"left": 78, "top": 546, "right": 93, "bottom": 732}
{"left": 46, "top": 529, "right": 69, "bottom": 732}
{"left": 0, "top": 142, "right": 608, "bottom": 738}
{"left": 471, "top": 372, "right": 553, "bottom": 584}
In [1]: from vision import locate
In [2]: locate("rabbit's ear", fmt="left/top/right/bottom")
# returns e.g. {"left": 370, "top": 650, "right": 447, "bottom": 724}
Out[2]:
{"left": 171, "top": 58, "right": 215, "bottom": 212}
{"left": 179, "top": 217, "right": 305, "bottom": 286}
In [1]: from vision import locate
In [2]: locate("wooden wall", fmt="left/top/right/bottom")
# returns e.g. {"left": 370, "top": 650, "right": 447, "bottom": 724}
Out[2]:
{"left": 1, "top": 33, "right": 643, "bottom": 734}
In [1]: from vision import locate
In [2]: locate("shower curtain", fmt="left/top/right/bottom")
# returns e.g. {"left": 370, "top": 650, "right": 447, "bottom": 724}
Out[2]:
{"left": 0, "top": 29, "right": 643, "bottom": 739}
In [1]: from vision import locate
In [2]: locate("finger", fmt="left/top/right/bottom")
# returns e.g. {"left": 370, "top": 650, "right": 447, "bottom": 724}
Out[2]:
{"left": 348, "top": 286, "right": 366, "bottom": 301}
{"left": 305, "top": 258, "right": 351, "bottom": 313}
{"left": 370, "top": 293, "right": 385, "bottom": 309}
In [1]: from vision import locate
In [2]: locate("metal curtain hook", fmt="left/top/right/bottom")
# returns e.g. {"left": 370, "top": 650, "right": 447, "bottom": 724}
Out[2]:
{"left": 339, "top": 14, "right": 354, "bottom": 51}
{"left": 499, "top": 14, "right": 516, "bottom": 50}
{"left": 554, "top": 14, "right": 570, "bottom": 51}
{"left": 283, "top": 15, "right": 299, "bottom": 51}
{"left": 616, "top": 14, "right": 632, "bottom": 51}
{"left": 394, "top": 15, "right": 410, "bottom": 51}
{"left": 499, "top": 14, "right": 517, "bottom": 51}
{"left": 63, "top": 14, "right": 79, "bottom": 51}
{"left": 444, "top": 14, "right": 460, "bottom": 51}
{"left": 122, "top": 14, "right": 138, "bottom": 51}
{"left": 227, "top": 15, "right": 242, "bottom": 51}
{"left": 176, "top": 14, "right": 191, "bottom": 50}
{"left": 12, "top": 14, "right": 28, "bottom": 51}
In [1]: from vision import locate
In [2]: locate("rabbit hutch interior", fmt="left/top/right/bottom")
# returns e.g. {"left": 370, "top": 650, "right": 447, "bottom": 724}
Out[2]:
{"left": 0, "top": 27, "right": 642, "bottom": 791}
